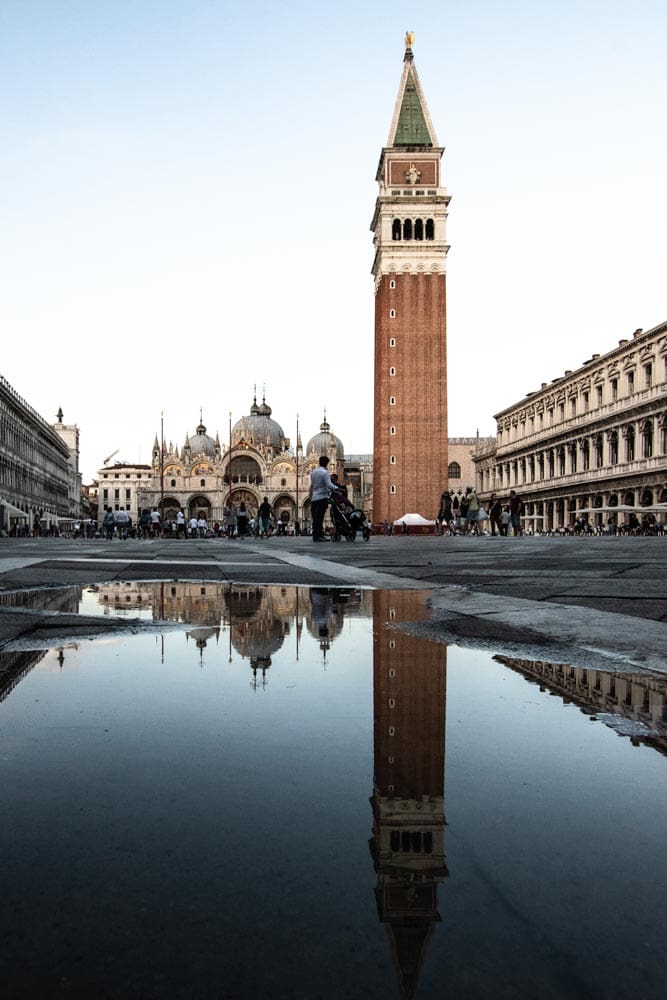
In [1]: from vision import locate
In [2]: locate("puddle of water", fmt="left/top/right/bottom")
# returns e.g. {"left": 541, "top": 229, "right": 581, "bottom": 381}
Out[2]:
{"left": 1, "top": 585, "right": 666, "bottom": 999}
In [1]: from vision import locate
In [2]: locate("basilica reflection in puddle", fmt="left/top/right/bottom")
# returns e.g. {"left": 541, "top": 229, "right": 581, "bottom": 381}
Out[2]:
{"left": 1, "top": 583, "right": 666, "bottom": 999}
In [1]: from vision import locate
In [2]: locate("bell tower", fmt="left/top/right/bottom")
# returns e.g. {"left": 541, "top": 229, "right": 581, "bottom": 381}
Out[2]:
{"left": 371, "top": 34, "right": 450, "bottom": 525}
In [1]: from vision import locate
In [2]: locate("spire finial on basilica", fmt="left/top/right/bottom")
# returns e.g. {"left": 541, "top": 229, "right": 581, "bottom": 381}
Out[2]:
{"left": 404, "top": 30, "right": 414, "bottom": 60}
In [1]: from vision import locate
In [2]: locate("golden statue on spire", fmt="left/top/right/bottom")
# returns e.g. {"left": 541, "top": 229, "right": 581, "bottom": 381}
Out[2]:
{"left": 405, "top": 31, "right": 414, "bottom": 49}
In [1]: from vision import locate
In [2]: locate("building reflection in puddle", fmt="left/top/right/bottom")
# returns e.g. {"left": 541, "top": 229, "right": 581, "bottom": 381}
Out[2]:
{"left": 87, "top": 581, "right": 370, "bottom": 675}
{"left": 496, "top": 655, "right": 667, "bottom": 756}
{"left": 0, "top": 586, "right": 81, "bottom": 704}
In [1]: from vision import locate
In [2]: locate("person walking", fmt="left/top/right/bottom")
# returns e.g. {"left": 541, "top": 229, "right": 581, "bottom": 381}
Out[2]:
{"left": 489, "top": 493, "right": 503, "bottom": 537}
{"left": 150, "top": 508, "right": 161, "bottom": 539}
{"left": 310, "top": 455, "right": 335, "bottom": 542}
{"left": 437, "top": 492, "right": 453, "bottom": 535}
{"left": 103, "top": 506, "right": 115, "bottom": 541}
{"left": 139, "top": 508, "right": 150, "bottom": 539}
{"left": 509, "top": 490, "right": 524, "bottom": 536}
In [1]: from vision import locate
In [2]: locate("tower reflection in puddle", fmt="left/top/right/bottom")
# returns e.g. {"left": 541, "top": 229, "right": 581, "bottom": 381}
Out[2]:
{"left": 369, "top": 591, "right": 448, "bottom": 999}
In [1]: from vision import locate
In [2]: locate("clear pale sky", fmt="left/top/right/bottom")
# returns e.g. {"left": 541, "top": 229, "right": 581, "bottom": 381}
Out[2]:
{"left": 2, "top": 0, "right": 665, "bottom": 482}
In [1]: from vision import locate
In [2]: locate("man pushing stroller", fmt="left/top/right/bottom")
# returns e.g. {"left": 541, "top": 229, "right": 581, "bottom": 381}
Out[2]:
{"left": 329, "top": 473, "right": 371, "bottom": 542}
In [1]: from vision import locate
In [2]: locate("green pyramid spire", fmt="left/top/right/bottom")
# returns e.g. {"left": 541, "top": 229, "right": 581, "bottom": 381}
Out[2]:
{"left": 393, "top": 68, "right": 433, "bottom": 147}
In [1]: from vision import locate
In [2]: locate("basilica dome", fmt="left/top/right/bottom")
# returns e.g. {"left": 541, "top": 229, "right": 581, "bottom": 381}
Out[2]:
{"left": 306, "top": 415, "right": 344, "bottom": 460}
{"left": 233, "top": 396, "right": 285, "bottom": 451}
{"left": 188, "top": 420, "right": 216, "bottom": 458}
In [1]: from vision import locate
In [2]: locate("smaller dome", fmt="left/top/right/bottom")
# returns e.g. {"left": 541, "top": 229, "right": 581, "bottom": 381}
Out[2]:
{"left": 306, "top": 415, "right": 344, "bottom": 460}
{"left": 188, "top": 419, "right": 216, "bottom": 458}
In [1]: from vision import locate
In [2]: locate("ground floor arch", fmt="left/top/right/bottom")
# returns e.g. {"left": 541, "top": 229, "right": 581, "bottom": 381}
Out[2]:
{"left": 228, "top": 488, "right": 259, "bottom": 518}
{"left": 159, "top": 496, "right": 181, "bottom": 521}
{"left": 188, "top": 495, "right": 211, "bottom": 519}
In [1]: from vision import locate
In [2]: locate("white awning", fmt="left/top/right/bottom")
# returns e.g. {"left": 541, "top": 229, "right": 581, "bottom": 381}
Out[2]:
{"left": 0, "top": 497, "right": 30, "bottom": 519}
{"left": 393, "top": 512, "right": 434, "bottom": 526}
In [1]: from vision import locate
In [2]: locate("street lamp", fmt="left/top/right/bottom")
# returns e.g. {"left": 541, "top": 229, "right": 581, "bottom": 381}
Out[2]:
{"left": 160, "top": 411, "right": 165, "bottom": 518}
{"left": 227, "top": 411, "right": 233, "bottom": 505}
{"left": 295, "top": 413, "right": 300, "bottom": 534}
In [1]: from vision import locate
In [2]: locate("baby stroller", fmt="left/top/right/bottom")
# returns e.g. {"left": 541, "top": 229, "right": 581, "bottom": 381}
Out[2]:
{"left": 329, "top": 489, "right": 371, "bottom": 542}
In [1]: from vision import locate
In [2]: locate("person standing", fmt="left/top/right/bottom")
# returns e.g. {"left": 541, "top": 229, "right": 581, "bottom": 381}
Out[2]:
{"left": 189, "top": 514, "right": 198, "bottom": 538}
{"left": 258, "top": 497, "right": 272, "bottom": 538}
{"left": 176, "top": 509, "right": 186, "bottom": 538}
{"left": 310, "top": 455, "right": 334, "bottom": 542}
{"left": 464, "top": 486, "right": 479, "bottom": 534}
{"left": 223, "top": 503, "right": 236, "bottom": 539}
{"left": 150, "top": 508, "right": 161, "bottom": 539}
{"left": 103, "top": 506, "right": 115, "bottom": 541}
{"left": 116, "top": 506, "right": 129, "bottom": 540}
{"left": 236, "top": 502, "right": 249, "bottom": 538}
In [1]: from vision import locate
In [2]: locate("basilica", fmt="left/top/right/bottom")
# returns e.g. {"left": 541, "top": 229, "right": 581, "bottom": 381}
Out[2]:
{"left": 96, "top": 395, "right": 359, "bottom": 532}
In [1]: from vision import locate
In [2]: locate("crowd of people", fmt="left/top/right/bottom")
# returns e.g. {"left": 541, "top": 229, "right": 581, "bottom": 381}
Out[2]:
{"left": 431, "top": 486, "right": 524, "bottom": 537}
{"left": 100, "top": 499, "right": 300, "bottom": 540}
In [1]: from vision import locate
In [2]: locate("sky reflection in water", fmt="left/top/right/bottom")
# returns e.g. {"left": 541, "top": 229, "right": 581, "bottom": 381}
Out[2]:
{"left": 1, "top": 583, "right": 666, "bottom": 1000}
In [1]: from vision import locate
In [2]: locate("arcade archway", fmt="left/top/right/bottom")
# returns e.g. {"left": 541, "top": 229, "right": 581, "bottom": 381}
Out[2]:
{"left": 188, "top": 495, "right": 211, "bottom": 519}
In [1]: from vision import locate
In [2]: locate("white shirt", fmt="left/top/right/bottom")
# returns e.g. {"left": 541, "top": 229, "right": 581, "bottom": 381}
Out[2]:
{"left": 311, "top": 465, "right": 335, "bottom": 502}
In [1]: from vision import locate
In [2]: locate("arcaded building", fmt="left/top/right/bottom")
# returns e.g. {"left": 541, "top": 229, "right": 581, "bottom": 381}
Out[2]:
{"left": 0, "top": 376, "right": 80, "bottom": 531}
{"left": 474, "top": 322, "right": 667, "bottom": 531}
{"left": 371, "top": 36, "right": 450, "bottom": 525}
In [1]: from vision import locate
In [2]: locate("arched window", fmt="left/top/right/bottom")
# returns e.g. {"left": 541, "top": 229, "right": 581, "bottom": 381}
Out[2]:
{"left": 641, "top": 418, "right": 653, "bottom": 458}
{"left": 403, "top": 219, "right": 412, "bottom": 241}
{"left": 225, "top": 455, "right": 261, "bottom": 485}
{"left": 594, "top": 435, "right": 604, "bottom": 468}
{"left": 414, "top": 218, "right": 424, "bottom": 240}
{"left": 582, "top": 440, "right": 590, "bottom": 471}
{"left": 608, "top": 431, "right": 618, "bottom": 465}
{"left": 448, "top": 461, "right": 461, "bottom": 479}
{"left": 425, "top": 218, "right": 435, "bottom": 240}
{"left": 392, "top": 219, "right": 401, "bottom": 241}
{"left": 624, "top": 425, "right": 635, "bottom": 462}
